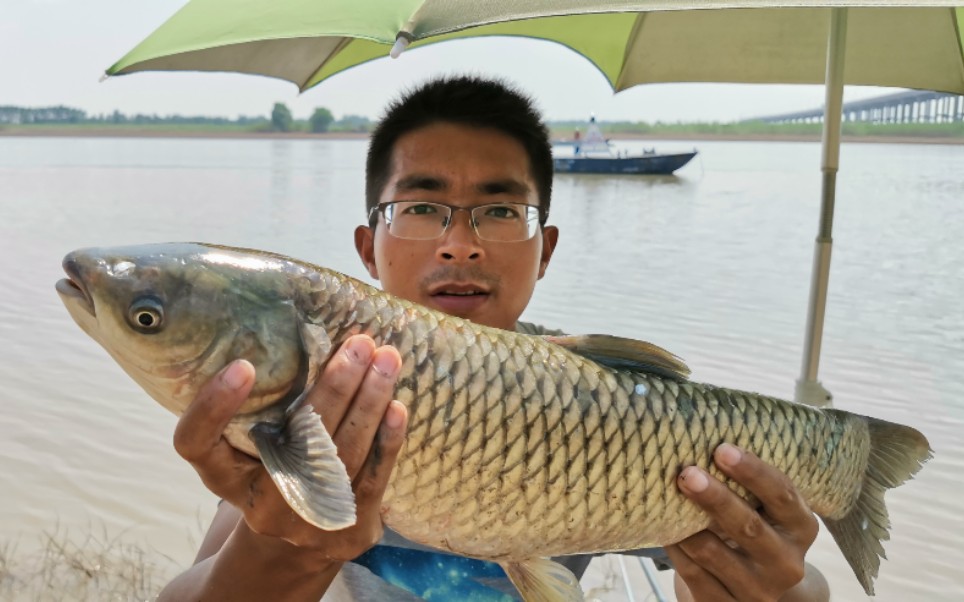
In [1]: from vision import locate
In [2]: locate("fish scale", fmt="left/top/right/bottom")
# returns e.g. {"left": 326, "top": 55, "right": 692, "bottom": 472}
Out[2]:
{"left": 57, "top": 243, "right": 933, "bottom": 599}
{"left": 414, "top": 340, "right": 829, "bottom": 555}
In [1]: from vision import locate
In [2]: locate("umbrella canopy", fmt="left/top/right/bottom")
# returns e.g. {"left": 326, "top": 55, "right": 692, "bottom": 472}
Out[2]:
{"left": 108, "top": 1, "right": 964, "bottom": 94}
{"left": 107, "top": 1, "right": 964, "bottom": 409}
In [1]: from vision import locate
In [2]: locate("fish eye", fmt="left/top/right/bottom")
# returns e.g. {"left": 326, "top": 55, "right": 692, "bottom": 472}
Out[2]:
{"left": 127, "top": 296, "right": 165, "bottom": 333}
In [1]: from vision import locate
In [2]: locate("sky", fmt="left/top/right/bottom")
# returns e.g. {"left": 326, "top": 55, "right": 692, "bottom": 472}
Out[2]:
{"left": 4, "top": 0, "right": 905, "bottom": 123}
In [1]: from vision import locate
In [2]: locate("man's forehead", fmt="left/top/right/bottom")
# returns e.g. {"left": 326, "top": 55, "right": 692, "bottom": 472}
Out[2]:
{"left": 392, "top": 173, "right": 531, "bottom": 196}
{"left": 379, "top": 122, "right": 539, "bottom": 202}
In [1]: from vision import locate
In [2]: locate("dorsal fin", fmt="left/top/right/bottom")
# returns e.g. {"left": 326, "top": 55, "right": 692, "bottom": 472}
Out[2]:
{"left": 545, "top": 334, "right": 690, "bottom": 381}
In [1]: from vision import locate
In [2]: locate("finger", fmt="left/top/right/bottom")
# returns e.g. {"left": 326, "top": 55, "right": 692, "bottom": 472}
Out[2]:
{"left": 308, "top": 335, "right": 376, "bottom": 432}
{"left": 665, "top": 543, "right": 737, "bottom": 602}
{"left": 673, "top": 531, "right": 763, "bottom": 601}
{"left": 349, "top": 401, "right": 409, "bottom": 542}
{"left": 172, "top": 360, "right": 266, "bottom": 503}
{"left": 677, "top": 464, "right": 783, "bottom": 559}
{"left": 713, "top": 443, "right": 816, "bottom": 536}
{"left": 357, "top": 399, "right": 408, "bottom": 489}
{"left": 173, "top": 359, "right": 255, "bottom": 462}
{"left": 333, "top": 346, "right": 402, "bottom": 478}
{"left": 342, "top": 401, "right": 408, "bottom": 549}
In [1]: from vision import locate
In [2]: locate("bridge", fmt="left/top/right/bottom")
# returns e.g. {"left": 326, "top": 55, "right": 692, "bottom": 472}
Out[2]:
{"left": 755, "top": 90, "right": 964, "bottom": 124}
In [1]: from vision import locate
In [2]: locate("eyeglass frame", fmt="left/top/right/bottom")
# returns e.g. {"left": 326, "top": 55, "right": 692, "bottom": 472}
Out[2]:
{"left": 367, "top": 200, "right": 549, "bottom": 241}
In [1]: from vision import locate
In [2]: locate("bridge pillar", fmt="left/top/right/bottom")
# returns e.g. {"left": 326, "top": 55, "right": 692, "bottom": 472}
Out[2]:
{"left": 755, "top": 91, "right": 963, "bottom": 125}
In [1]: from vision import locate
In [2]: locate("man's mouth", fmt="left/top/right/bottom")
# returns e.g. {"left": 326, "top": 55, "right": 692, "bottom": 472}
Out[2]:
{"left": 434, "top": 290, "right": 487, "bottom": 297}
{"left": 427, "top": 283, "right": 491, "bottom": 314}
{"left": 429, "top": 282, "right": 490, "bottom": 297}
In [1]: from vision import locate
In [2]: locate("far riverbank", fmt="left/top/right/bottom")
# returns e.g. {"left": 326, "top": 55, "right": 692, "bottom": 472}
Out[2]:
{"left": 0, "top": 127, "right": 369, "bottom": 140}
{"left": 2, "top": 126, "right": 962, "bottom": 145}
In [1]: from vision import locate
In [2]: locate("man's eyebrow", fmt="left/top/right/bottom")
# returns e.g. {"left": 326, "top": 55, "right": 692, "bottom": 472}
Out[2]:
{"left": 393, "top": 175, "right": 531, "bottom": 197}
{"left": 395, "top": 174, "right": 447, "bottom": 193}
{"left": 477, "top": 179, "right": 530, "bottom": 196}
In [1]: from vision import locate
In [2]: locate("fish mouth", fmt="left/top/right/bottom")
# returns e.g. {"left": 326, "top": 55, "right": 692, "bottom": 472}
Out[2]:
{"left": 55, "top": 258, "right": 95, "bottom": 316}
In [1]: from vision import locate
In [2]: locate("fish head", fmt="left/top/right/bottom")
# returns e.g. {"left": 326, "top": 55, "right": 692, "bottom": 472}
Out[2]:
{"left": 56, "top": 243, "right": 305, "bottom": 417}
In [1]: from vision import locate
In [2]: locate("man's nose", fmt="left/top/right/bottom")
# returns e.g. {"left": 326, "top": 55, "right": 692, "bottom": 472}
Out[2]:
{"left": 436, "top": 209, "right": 484, "bottom": 262}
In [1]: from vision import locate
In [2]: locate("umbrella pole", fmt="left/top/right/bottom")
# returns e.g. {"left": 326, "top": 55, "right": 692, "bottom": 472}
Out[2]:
{"left": 795, "top": 7, "right": 848, "bottom": 408}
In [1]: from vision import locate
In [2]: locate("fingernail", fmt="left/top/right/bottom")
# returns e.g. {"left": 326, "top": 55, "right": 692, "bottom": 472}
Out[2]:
{"left": 679, "top": 467, "right": 709, "bottom": 493}
{"left": 715, "top": 443, "right": 743, "bottom": 468}
{"left": 384, "top": 400, "right": 406, "bottom": 429}
{"left": 345, "top": 336, "right": 373, "bottom": 364}
{"left": 221, "top": 360, "right": 251, "bottom": 390}
{"left": 372, "top": 349, "right": 400, "bottom": 378}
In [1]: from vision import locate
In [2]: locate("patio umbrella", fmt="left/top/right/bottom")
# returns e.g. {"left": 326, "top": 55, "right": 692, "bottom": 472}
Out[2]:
{"left": 107, "top": 1, "right": 964, "bottom": 408}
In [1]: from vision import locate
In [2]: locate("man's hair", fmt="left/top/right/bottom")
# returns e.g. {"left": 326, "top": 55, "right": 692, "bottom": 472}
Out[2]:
{"left": 365, "top": 75, "right": 553, "bottom": 225}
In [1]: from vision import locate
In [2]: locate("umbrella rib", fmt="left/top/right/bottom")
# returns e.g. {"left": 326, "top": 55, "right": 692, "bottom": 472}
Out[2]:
{"left": 950, "top": 8, "right": 964, "bottom": 89}
{"left": 615, "top": 12, "right": 648, "bottom": 92}
{"left": 298, "top": 0, "right": 427, "bottom": 93}
{"left": 298, "top": 37, "right": 360, "bottom": 93}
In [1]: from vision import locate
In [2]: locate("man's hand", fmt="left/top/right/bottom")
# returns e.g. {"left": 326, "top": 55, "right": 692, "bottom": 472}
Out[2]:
{"left": 173, "top": 334, "right": 408, "bottom": 562}
{"left": 667, "top": 444, "right": 826, "bottom": 602}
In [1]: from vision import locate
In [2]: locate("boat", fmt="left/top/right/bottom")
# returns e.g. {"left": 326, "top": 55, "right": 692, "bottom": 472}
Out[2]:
{"left": 553, "top": 151, "right": 698, "bottom": 175}
{"left": 553, "top": 116, "right": 697, "bottom": 175}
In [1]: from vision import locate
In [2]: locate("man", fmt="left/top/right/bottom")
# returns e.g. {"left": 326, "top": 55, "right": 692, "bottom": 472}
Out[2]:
{"left": 159, "top": 76, "right": 829, "bottom": 601}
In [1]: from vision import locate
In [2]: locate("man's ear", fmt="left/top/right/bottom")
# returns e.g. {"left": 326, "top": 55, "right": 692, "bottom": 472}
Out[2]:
{"left": 537, "top": 225, "right": 559, "bottom": 279}
{"left": 354, "top": 225, "right": 379, "bottom": 279}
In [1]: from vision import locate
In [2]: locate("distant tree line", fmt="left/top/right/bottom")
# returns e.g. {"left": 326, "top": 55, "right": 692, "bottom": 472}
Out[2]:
{"left": 0, "top": 106, "right": 88, "bottom": 124}
{"left": 0, "top": 103, "right": 373, "bottom": 133}
{"left": 269, "top": 103, "right": 370, "bottom": 133}
{"left": 6, "top": 105, "right": 958, "bottom": 139}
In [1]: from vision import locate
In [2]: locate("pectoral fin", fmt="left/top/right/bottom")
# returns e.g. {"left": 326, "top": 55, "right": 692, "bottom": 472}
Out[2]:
{"left": 250, "top": 403, "right": 356, "bottom": 530}
{"left": 251, "top": 320, "right": 354, "bottom": 530}
{"left": 501, "top": 558, "right": 583, "bottom": 602}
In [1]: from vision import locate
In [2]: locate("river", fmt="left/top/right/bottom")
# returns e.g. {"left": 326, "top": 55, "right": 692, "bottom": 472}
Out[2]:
{"left": 0, "top": 135, "right": 961, "bottom": 600}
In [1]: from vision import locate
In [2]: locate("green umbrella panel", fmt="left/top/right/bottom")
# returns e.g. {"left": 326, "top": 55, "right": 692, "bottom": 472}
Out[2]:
{"left": 108, "top": 2, "right": 964, "bottom": 95}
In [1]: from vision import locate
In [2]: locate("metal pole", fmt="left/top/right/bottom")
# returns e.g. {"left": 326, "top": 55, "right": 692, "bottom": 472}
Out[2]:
{"left": 618, "top": 555, "right": 637, "bottom": 602}
{"left": 617, "top": 554, "right": 668, "bottom": 602}
{"left": 795, "top": 7, "right": 847, "bottom": 408}
{"left": 637, "top": 557, "right": 669, "bottom": 602}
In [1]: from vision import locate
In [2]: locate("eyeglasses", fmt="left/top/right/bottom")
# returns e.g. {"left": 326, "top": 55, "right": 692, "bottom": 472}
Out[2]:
{"left": 369, "top": 201, "right": 544, "bottom": 242}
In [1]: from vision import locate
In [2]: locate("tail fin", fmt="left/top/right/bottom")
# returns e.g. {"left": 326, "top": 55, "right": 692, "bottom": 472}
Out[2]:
{"left": 822, "top": 414, "right": 932, "bottom": 595}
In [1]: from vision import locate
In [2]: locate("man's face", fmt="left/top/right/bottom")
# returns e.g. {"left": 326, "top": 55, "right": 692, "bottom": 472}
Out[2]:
{"left": 355, "top": 122, "right": 558, "bottom": 331}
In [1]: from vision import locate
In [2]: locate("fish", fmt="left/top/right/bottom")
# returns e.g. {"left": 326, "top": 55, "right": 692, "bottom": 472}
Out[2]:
{"left": 56, "top": 242, "right": 931, "bottom": 600}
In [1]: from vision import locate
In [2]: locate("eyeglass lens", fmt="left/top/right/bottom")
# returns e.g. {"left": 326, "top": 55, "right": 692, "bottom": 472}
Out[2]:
{"left": 382, "top": 201, "right": 539, "bottom": 241}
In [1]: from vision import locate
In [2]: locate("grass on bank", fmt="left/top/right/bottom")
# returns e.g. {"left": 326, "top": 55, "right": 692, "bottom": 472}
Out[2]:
{"left": 0, "top": 120, "right": 368, "bottom": 136}
{"left": 0, "top": 122, "right": 260, "bottom": 135}
{"left": 0, "top": 526, "right": 189, "bottom": 601}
